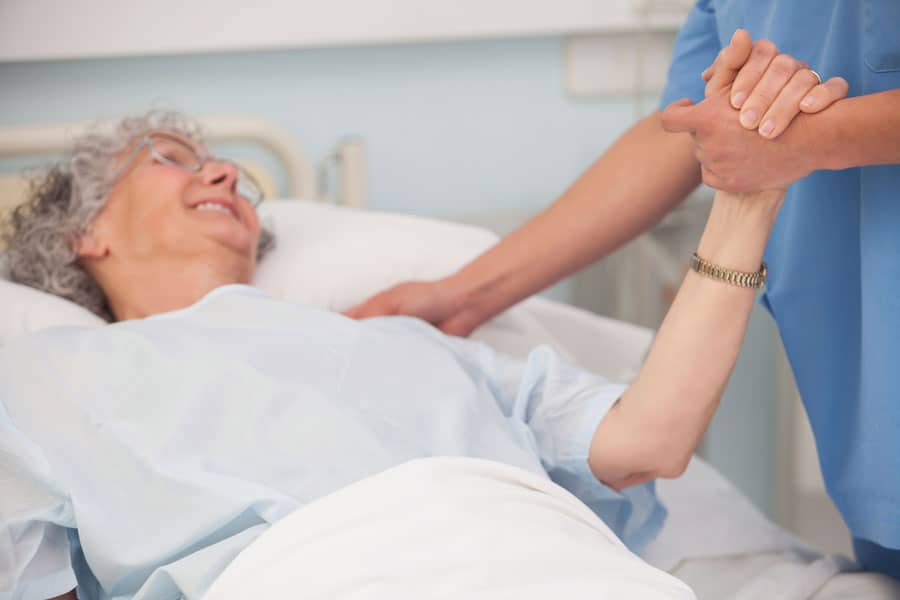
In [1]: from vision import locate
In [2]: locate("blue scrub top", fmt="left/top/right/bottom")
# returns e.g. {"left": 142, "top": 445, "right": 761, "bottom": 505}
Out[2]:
{"left": 661, "top": 1, "right": 900, "bottom": 551}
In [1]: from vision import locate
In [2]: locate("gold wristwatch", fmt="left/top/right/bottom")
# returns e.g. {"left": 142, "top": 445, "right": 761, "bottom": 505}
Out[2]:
{"left": 690, "top": 252, "right": 767, "bottom": 289}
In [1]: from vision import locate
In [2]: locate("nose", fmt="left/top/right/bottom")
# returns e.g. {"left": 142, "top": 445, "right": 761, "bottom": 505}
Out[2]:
{"left": 201, "top": 159, "right": 238, "bottom": 191}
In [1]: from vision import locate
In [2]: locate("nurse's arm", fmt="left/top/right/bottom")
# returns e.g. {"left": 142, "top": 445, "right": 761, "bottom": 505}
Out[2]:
{"left": 588, "top": 188, "right": 783, "bottom": 490}
{"left": 813, "top": 89, "right": 900, "bottom": 169}
{"left": 344, "top": 112, "right": 702, "bottom": 336}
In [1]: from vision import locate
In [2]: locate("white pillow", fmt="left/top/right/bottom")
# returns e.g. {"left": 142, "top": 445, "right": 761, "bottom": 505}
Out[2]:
{"left": 0, "top": 200, "right": 498, "bottom": 342}
{"left": 253, "top": 200, "right": 500, "bottom": 311}
{"left": 0, "top": 278, "right": 106, "bottom": 339}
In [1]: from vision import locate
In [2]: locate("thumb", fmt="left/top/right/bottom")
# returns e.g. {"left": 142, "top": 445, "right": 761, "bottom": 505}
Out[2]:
{"left": 660, "top": 98, "right": 698, "bottom": 133}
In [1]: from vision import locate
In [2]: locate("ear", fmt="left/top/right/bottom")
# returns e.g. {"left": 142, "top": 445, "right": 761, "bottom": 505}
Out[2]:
{"left": 74, "top": 229, "right": 109, "bottom": 260}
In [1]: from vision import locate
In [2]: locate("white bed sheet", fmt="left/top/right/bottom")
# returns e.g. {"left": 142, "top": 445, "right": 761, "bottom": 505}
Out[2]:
{"left": 204, "top": 457, "right": 695, "bottom": 600}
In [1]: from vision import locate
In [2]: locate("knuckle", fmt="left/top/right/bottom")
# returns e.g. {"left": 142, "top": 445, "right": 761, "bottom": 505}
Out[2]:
{"left": 754, "top": 39, "right": 778, "bottom": 58}
{"left": 769, "top": 54, "right": 797, "bottom": 77}
{"left": 794, "top": 69, "right": 820, "bottom": 87}
{"left": 806, "top": 87, "right": 826, "bottom": 103}
{"left": 829, "top": 77, "right": 850, "bottom": 94}
{"left": 749, "top": 87, "right": 777, "bottom": 105}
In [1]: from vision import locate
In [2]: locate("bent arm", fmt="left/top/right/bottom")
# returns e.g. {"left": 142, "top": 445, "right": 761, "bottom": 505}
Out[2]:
{"left": 442, "top": 111, "right": 701, "bottom": 332}
{"left": 589, "top": 188, "right": 783, "bottom": 489}
{"left": 815, "top": 89, "right": 900, "bottom": 170}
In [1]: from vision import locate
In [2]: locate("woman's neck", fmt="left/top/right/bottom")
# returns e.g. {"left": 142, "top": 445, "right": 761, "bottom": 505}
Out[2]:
{"left": 98, "top": 258, "right": 252, "bottom": 321}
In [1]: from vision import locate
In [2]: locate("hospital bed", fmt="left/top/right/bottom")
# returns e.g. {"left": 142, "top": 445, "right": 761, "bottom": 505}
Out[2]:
{"left": 1, "top": 117, "right": 898, "bottom": 599}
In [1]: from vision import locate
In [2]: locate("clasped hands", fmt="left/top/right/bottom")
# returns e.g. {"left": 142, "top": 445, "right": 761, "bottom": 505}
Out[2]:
{"left": 662, "top": 29, "right": 848, "bottom": 192}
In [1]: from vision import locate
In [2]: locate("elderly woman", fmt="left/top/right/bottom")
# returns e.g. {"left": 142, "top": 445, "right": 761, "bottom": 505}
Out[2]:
{"left": 1, "top": 111, "right": 783, "bottom": 600}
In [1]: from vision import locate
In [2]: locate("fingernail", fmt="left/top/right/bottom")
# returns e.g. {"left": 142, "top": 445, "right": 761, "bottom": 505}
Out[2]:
{"left": 801, "top": 95, "right": 815, "bottom": 109}
{"left": 759, "top": 119, "right": 775, "bottom": 137}
{"left": 731, "top": 91, "right": 747, "bottom": 108}
{"left": 740, "top": 109, "right": 758, "bottom": 128}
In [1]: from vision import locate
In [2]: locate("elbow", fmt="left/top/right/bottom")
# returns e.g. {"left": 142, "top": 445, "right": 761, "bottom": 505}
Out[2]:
{"left": 589, "top": 403, "right": 697, "bottom": 487}
{"left": 654, "top": 453, "right": 691, "bottom": 479}
{"left": 590, "top": 437, "right": 691, "bottom": 490}
{"left": 649, "top": 434, "right": 694, "bottom": 479}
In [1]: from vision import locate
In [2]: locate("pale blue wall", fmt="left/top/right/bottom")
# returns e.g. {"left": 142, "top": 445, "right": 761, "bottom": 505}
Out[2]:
{"left": 0, "top": 37, "right": 779, "bottom": 516}
{"left": 0, "top": 38, "right": 634, "bottom": 219}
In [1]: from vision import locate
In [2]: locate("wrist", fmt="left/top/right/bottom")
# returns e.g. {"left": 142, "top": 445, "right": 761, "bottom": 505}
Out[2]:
{"left": 706, "top": 189, "right": 784, "bottom": 227}
{"left": 697, "top": 190, "right": 783, "bottom": 271}
{"left": 440, "top": 269, "right": 489, "bottom": 319}
{"left": 810, "top": 102, "right": 848, "bottom": 171}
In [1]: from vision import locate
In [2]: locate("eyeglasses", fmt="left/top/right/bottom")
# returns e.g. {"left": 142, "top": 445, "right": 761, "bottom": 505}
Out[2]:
{"left": 116, "top": 132, "right": 266, "bottom": 207}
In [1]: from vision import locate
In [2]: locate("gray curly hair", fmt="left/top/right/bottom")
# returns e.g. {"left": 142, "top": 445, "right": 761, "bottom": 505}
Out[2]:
{"left": 1, "top": 110, "right": 275, "bottom": 321}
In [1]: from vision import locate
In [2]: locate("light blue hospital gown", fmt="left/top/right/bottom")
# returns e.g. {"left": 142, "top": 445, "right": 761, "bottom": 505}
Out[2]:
{"left": 0, "top": 285, "right": 663, "bottom": 600}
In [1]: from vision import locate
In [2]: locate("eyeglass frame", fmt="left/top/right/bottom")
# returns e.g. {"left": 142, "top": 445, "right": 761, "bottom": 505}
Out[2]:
{"left": 113, "top": 132, "right": 266, "bottom": 207}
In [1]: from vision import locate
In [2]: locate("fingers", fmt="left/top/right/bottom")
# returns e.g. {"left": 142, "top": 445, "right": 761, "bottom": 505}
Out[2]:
{"left": 342, "top": 303, "right": 369, "bottom": 319}
{"left": 755, "top": 68, "right": 822, "bottom": 139}
{"left": 728, "top": 39, "right": 779, "bottom": 109}
{"left": 704, "top": 29, "right": 753, "bottom": 97}
{"left": 799, "top": 76, "right": 849, "bottom": 113}
{"left": 660, "top": 98, "right": 698, "bottom": 133}
{"left": 439, "top": 314, "right": 477, "bottom": 338}
{"left": 738, "top": 52, "right": 804, "bottom": 130}
{"left": 702, "top": 48, "right": 725, "bottom": 88}
{"left": 342, "top": 294, "right": 394, "bottom": 320}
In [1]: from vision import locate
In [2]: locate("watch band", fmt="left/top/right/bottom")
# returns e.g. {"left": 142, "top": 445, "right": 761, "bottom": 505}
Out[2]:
{"left": 690, "top": 252, "right": 767, "bottom": 289}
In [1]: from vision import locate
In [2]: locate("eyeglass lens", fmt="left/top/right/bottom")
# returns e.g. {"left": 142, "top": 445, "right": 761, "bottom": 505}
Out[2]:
{"left": 148, "top": 134, "right": 264, "bottom": 206}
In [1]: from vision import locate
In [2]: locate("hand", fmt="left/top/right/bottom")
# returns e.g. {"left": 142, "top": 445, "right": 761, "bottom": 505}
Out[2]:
{"left": 660, "top": 91, "right": 815, "bottom": 192}
{"left": 343, "top": 279, "right": 480, "bottom": 337}
{"left": 702, "top": 29, "right": 848, "bottom": 139}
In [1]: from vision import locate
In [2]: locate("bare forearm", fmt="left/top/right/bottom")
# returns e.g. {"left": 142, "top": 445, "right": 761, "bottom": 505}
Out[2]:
{"left": 816, "top": 89, "right": 900, "bottom": 170}
{"left": 590, "top": 189, "right": 783, "bottom": 488}
{"left": 446, "top": 111, "right": 701, "bottom": 325}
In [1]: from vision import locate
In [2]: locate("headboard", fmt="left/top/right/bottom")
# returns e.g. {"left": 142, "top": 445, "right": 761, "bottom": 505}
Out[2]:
{"left": 0, "top": 114, "right": 367, "bottom": 217}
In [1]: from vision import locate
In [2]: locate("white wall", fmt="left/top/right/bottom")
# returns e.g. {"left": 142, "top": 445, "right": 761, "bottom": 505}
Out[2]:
{"left": 0, "top": 0, "right": 692, "bottom": 61}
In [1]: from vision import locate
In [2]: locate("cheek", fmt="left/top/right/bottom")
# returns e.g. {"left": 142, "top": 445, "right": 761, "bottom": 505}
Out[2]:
{"left": 116, "top": 173, "right": 193, "bottom": 250}
{"left": 237, "top": 198, "right": 262, "bottom": 244}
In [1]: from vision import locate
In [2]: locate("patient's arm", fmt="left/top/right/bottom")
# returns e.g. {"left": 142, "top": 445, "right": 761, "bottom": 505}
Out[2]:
{"left": 588, "top": 188, "right": 784, "bottom": 490}
{"left": 49, "top": 591, "right": 77, "bottom": 600}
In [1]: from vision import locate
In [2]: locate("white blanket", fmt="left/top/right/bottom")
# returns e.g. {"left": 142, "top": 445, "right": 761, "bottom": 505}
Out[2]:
{"left": 203, "top": 457, "right": 695, "bottom": 600}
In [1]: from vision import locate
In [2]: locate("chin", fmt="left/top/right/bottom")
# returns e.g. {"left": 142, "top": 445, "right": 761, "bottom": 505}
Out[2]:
{"left": 204, "top": 225, "right": 258, "bottom": 256}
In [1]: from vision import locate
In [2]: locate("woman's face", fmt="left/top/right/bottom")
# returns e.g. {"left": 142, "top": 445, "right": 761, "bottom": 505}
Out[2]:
{"left": 81, "top": 131, "right": 261, "bottom": 277}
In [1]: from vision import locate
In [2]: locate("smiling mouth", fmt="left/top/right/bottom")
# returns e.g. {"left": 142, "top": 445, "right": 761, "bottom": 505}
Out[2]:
{"left": 193, "top": 202, "right": 238, "bottom": 219}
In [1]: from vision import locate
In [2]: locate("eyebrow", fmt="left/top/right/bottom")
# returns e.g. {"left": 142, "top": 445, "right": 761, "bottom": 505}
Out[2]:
{"left": 148, "top": 131, "right": 206, "bottom": 153}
